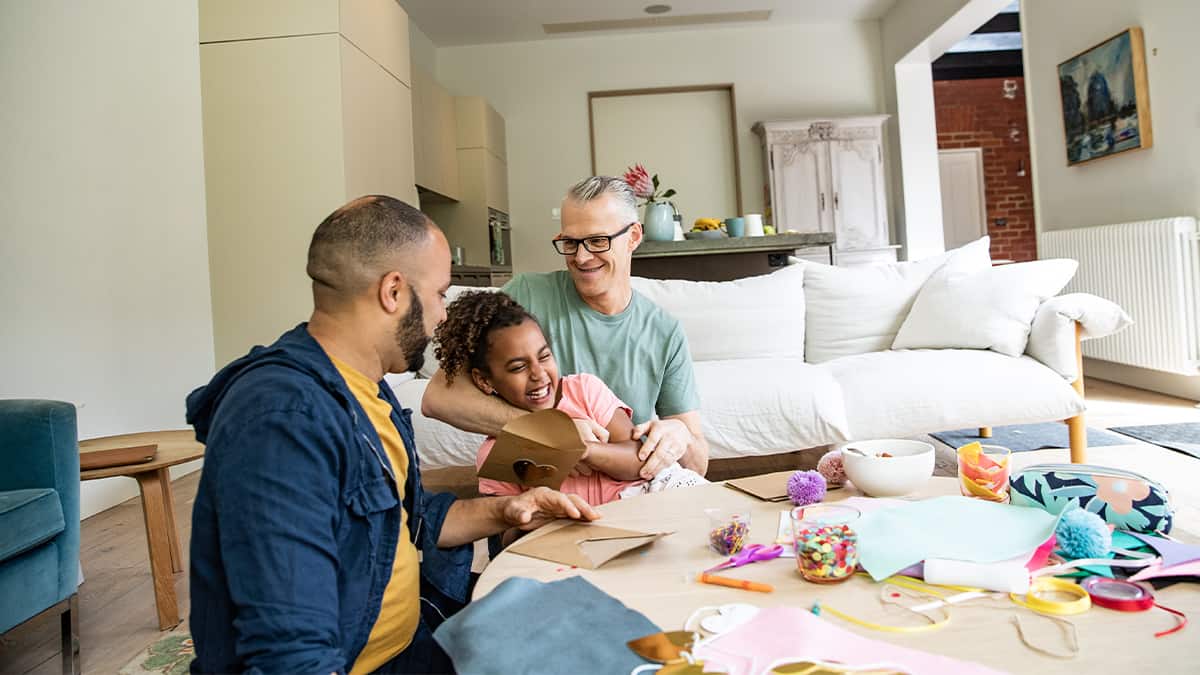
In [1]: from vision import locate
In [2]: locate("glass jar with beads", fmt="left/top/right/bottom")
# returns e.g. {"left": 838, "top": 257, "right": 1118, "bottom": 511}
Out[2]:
{"left": 789, "top": 504, "right": 860, "bottom": 584}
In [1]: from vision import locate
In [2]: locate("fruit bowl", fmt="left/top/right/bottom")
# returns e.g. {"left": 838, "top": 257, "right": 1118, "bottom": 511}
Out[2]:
{"left": 684, "top": 230, "right": 727, "bottom": 240}
{"left": 839, "top": 439, "right": 935, "bottom": 497}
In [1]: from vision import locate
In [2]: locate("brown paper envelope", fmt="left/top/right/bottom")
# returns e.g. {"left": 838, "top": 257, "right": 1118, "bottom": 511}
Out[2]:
{"left": 724, "top": 471, "right": 795, "bottom": 501}
{"left": 477, "top": 409, "right": 586, "bottom": 490}
{"left": 507, "top": 523, "right": 673, "bottom": 569}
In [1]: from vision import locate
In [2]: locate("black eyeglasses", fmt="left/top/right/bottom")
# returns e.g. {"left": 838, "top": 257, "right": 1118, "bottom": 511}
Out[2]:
{"left": 551, "top": 222, "right": 635, "bottom": 255}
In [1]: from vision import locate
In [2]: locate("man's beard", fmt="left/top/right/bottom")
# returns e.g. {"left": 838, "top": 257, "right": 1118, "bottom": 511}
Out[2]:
{"left": 396, "top": 287, "right": 430, "bottom": 373}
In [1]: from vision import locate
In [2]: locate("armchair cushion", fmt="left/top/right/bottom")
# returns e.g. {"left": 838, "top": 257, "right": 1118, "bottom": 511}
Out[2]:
{"left": 1025, "top": 293, "right": 1134, "bottom": 380}
{"left": 0, "top": 488, "right": 65, "bottom": 563}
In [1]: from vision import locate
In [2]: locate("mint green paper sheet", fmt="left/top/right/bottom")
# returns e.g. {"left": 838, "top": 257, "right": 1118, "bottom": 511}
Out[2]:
{"left": 856, "top": 496, "right": 1059, "bottom": 580}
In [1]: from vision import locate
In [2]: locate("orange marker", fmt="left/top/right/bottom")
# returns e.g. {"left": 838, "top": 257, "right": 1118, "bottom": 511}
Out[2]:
{"left": 697, "top": 572, "right": 774, "bottom": 593}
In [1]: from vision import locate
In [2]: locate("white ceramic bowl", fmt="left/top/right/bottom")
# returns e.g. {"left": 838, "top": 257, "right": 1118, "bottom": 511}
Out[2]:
{"left": 840, "top": 439, "right": 935, "bottom": 497}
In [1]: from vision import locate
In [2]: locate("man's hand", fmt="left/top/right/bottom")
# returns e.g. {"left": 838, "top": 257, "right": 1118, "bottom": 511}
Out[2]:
{"left": 631, "top": 418, "right": 692, "bottom": 480}
{"left": 502, "top": 487, "right": 601, "bottom": 532}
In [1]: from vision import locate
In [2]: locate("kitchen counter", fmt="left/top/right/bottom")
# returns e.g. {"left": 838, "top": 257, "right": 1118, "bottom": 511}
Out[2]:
{"left": 633, "top": 232, "right": 835, "bottom": 259}
{"left": 631, "top": 232, "right": 835, "bottom": 281}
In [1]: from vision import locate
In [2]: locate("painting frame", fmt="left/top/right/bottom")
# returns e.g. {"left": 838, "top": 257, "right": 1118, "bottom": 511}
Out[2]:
{"left": 1057, "top": 27, "right": 1153, "bottom": 166}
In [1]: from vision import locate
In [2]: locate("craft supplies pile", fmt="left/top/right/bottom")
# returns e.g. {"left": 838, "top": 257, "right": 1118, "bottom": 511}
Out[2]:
{"left": 434, "top": 448, "right": 1195, "bottom": 675}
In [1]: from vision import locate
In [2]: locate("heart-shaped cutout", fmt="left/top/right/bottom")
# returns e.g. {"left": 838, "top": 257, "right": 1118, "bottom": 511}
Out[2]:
{"left": 513, "top": 458, "right": 557, "bottom": 484}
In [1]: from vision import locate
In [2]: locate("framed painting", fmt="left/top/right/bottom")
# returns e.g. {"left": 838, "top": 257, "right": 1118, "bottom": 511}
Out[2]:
{"left": 1057, "top": 27, "right": 1152, "bottom": 166}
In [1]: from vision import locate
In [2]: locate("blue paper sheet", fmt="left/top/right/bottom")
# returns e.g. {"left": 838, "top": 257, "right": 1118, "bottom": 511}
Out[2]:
{"left": 856, "top": 496, "right": 1059, "bottom": 580}
{"left": 433, "top": 576, "right": 659, "bottom": 675}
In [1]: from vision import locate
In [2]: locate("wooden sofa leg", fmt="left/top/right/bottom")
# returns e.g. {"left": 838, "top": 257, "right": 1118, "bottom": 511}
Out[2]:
{"left": 61, "top": 593, "right": 80, "bottom": 675}
{"left": 1066, "top": 322, "right": 1087, "bottom": 463}
{"left": 978, "top": 427, "right": 992, "bottom": 438}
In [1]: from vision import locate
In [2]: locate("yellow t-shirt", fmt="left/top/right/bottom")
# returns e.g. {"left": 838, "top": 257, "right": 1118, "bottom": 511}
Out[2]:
{"left": 331, "top": 356, "right": 421, "bottom": 675}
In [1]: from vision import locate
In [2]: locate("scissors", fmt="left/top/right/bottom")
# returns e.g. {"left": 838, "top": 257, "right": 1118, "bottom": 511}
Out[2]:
{"left": 704, "top": 544, "right": 785, "bottom": 573}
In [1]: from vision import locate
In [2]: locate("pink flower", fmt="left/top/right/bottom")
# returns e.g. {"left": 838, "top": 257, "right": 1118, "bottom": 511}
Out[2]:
{"left": 623, "top": 164, "right": 654, "bottom": 199}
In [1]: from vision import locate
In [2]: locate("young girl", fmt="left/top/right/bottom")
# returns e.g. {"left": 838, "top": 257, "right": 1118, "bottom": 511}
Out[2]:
{"left": 434, "top": 290, "right": 705, "bottom": 506}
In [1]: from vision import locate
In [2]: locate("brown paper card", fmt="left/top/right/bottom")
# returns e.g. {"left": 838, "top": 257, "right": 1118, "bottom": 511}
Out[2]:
{"left": 724, "top": 471, "right": 795, "bottom": 502}
{"left": 507, "top": 523, "right": 673, "bottom": 569}
{"left": 477, "top": 409, "right": 586, "bottom": 490}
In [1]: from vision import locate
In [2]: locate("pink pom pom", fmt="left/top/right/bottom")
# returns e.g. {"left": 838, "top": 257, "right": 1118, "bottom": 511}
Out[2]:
{"left": 787, "top": 470, "right": 827, "bottom": 506}
{"left": 817, "top": 450, "right": 847, "bottom": 487}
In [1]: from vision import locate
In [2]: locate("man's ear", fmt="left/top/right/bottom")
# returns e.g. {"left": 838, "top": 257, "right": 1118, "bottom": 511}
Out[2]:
{"left": 628, "top": 221, "right": 644, "bottom": 252}
{"left": 470, "top": 368, "right": 494, "bottom": 395}
{"left": 378, "top": 270, "right": 410, "bottom": 315}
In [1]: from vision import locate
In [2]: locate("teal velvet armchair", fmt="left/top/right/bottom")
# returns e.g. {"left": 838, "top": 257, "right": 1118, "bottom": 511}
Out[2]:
{"left": 0, "top": 400, "right": 81, "bottom": 674}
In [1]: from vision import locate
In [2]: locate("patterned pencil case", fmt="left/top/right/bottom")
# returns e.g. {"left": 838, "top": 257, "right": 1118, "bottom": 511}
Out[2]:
{"left": 1009, "top": 463, "right": 1173, "bottom": 535}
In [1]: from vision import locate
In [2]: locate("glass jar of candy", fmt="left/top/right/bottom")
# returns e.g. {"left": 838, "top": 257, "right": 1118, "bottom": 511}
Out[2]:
{"left": 789, "top": 505, "right": 860, "bottom": 584}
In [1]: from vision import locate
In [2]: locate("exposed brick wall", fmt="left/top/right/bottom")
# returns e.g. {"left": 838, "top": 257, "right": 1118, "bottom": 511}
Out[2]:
{"left": 934, "top": 77, "right": 1037, "bottom": 262}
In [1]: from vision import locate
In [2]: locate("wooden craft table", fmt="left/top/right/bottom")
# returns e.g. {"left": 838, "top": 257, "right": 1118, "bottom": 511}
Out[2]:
{"left": 475, "top": 476, "right": 1200, "bottom": 673}
{"left": 80, "top": 430, "right": 204, "bottom": 630}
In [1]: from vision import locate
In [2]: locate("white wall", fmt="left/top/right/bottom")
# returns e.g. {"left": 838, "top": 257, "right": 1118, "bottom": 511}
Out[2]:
{"left": 435, "top": 22, "right": 886, "bottom": 273}
{"left": 1024, "top": 0, "right": 1200, "bottom": 232}
{"left": 1023, "top": 0, "right": 1200, "bottom": 400}
{"left": 0, "top": 1, "right": 215, "bottom": 518}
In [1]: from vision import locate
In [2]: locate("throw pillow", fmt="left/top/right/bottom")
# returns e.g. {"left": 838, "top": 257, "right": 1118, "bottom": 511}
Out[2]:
{"left": 892, "top": 259, "right": 1079, "bottom": 356}
{"left": 801, "top": 236, "right": 992, "bottom": 363}
{"left": 631, "top": 262, "right": 806, "bottom": 362}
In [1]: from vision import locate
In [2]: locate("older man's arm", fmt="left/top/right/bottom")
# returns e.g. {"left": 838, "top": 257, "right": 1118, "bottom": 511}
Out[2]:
{"left": 631, "top": 412, "right": 709, "bottom": 479}
{"left": 421, "top": 368, "right": 523, "bottom": 437}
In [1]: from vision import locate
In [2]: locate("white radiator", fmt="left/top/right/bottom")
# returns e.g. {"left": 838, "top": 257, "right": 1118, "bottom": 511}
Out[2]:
{"left": 1040, "top": 217, "right": 1200, "bottom": 375}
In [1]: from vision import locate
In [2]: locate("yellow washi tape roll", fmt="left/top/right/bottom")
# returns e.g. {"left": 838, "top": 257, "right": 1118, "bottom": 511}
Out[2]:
{"left": 1009, "top": 576, "right": 1091, "bottom": 616}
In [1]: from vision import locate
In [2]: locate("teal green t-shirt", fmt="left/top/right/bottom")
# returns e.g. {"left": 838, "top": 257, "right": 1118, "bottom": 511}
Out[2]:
{"left": 502, "top": 271, "right": 700, "bottom": 424}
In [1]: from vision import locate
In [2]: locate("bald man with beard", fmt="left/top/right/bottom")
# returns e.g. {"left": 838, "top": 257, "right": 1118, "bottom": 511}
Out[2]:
{"left": 186, "top": 196, "right": 599, "bottom": 674}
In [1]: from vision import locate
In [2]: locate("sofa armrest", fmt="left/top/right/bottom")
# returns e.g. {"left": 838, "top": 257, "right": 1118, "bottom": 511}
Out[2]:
{"left": 1026, "top": 293, "right": 1132, "bottom": 380}
{"left": 0, "top": 400, "right": 80, "bottom": 601}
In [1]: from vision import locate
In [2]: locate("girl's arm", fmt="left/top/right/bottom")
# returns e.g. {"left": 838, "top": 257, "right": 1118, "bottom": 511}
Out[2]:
{"left": 581, "top": 409, "right": 646, "bottom": 481}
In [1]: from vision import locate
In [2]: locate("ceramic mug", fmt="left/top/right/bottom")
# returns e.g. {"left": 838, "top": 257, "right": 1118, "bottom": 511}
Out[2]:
{"left": 744, "top": 214, "right": 765, "bottom": 237}
{"left": 724, "top": 217, "right": 745, "bottom": 237}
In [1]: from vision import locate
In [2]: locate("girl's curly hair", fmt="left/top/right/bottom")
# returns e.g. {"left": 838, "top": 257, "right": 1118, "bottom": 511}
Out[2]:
{"left": 434, "top": 291, "right": 544, "bottom": 384}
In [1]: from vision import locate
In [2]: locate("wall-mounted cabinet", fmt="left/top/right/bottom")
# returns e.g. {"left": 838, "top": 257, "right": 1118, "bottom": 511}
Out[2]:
{"left": 424, "top": 97, "right": 510, "bottom": 269}
{"left": 199, "top": 0, "right": 416, "bottom": 364}
{"left": 412, "top": 68, "right": 460, "bottom": 201}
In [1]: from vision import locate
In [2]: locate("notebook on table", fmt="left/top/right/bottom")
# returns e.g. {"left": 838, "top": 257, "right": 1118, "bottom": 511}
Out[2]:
{"left": 80, "top": 444, "right": 158, "bottom": 471}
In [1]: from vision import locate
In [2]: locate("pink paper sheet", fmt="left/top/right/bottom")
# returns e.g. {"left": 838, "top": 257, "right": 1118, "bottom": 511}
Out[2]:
{"left": 693, "top": 606, "right": 1006, "bottom": 675}
{"left": 1130, "top": 559, "right": 1200, "bottom": 582}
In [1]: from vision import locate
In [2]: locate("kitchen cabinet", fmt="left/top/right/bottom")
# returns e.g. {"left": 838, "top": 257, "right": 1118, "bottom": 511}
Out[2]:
{"left": 412, "top": 68, "right": 461, "bottom": 201}
{"left": 753, "top": 116, "right": 897, "bottom": 265}
{"left": 424, "top": 97, "right": 511, "bottom": 268}
{"left": 199, "top": 0, "right": 416, "bottom": 365}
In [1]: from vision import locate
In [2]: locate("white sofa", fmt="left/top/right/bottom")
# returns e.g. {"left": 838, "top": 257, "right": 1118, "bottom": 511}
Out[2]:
{"left": 389, "top": 237, "right": 1131, "bottom": 470}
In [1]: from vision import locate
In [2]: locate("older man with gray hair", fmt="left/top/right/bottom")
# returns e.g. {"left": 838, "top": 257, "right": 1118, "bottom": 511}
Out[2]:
{"left": 422, "top": 176, "right": 709, "bottom": 479}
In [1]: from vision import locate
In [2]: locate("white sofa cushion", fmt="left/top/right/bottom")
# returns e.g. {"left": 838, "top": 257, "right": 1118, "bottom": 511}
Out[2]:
{"left": 399, "top": 357, "right": 850, "bottom": 468}
{"left": 801, "top": 237, "right": 992, "bottom": 363}
{"left": 693, "top": 358, "right": 849, "bottom": 459}
{"left": 631, "top": 263, "right": 806, "bottom": 362}
{"left": 893, "top": 259, "right": 1078, "bottom": 357}
{"left": 823, "top": 349, "right": 1085, "bottom": 441}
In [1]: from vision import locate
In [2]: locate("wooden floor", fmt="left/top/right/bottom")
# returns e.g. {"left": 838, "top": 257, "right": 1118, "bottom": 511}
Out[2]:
{"left": 1, "top": 377, "right": 1196, "bottom": 674}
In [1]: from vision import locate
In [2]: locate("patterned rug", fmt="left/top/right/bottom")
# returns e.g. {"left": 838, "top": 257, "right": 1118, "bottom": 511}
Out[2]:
{"left": 1110, "top": 422, "right": 1200, "bottom": 459}
{"left": 118, "top": 632, "right": 192, "bottom": 675}
{"left": 930, "top": 422, "right": 1130, "bottom": 453}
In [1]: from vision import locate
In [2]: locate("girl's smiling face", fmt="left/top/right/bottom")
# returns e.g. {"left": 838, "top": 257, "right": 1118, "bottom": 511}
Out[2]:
{"left": 471, "top": 319, "right": 559, "bottom": 411}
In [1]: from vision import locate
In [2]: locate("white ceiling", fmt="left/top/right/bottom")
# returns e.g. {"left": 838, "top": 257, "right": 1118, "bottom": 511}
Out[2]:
{"left": 400, "top": 0, "right": 899, "bottom": 47}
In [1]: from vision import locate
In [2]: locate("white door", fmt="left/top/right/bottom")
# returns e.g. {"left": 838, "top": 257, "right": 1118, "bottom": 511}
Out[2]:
{"left": 828, "top": 139, "right": 888, "bottom": 250}
{"left": 938, "top": 148, "right": 988, "bottom": 250}
{"left": 771, "top": 142, "right": 830, "bottom": 233}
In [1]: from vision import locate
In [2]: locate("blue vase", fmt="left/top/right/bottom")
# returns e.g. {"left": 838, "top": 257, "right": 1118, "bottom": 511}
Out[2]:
{"left": 642, "top": 201, "right": 675, "bottom": 242}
